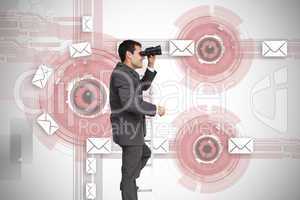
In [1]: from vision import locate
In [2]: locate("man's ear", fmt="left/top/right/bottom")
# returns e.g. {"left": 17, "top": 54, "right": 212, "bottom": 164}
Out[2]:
{"left": 126, "top": 51, "right": 132, "bottom": 59}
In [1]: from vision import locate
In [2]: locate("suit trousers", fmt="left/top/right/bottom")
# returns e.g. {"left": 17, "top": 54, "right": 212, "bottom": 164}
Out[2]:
{"left": 120, "top": 143, "right": 151, "bottom": 200}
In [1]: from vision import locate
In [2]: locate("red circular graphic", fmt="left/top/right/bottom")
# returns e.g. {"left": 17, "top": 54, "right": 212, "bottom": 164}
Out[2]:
{"left": 193, "top": 135, "right": 222, "bottom": 164}
{"left": 176, "top": 6, "right": 254, "bottom": 91}
{"left": 176, "top": 117, "right": 235, "bottom": 178}
{"left": 69, "top": 77, "right": 107, "bottom": 118}
{"left": 173, "top": 106, "right": 250, "bottom": 193}
{"left": 197, "top": 35, "right": 224, "bottom": 64}
{"left": 38, "top": 48, "right": 118, "bottom": 147}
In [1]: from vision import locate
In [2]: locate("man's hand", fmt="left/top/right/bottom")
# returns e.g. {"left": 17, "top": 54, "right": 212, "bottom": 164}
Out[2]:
{"left": 147, "top": 55, "right": 156, "bottom": 68}
{"left": 157, "top": 105, "right": 166, "bottom": 116}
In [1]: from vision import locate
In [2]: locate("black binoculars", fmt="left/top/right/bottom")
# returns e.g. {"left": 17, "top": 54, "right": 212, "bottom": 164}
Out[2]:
{"left": 140, "top": 45, "right": 162, "bottom": 56}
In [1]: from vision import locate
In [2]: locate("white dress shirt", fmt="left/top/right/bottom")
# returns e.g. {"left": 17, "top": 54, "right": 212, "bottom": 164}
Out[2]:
{"left": 147, "top": 66, "right": 155, "bottom": 72}
{"left": 146, "top": 66, "right": 157, "bottom": 114}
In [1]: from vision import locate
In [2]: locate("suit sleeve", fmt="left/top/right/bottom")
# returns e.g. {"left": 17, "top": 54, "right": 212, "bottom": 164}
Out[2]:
{"left": 113, "top": 71, "right": 157, "bottom": 116}
{"left": 140, "top": 68, "right": 157, "bottom": 91}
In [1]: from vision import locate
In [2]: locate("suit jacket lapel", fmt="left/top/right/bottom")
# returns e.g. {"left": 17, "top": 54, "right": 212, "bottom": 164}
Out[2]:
{"left": 118, "top": 63, "right": 140, "bottom": 81}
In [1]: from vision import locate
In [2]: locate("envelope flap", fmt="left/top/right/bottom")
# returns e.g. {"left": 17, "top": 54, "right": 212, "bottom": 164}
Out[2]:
{"left": 39, "top": 119, "right": 58, "bottom": 130}
{"left": 72, "top": 43, "right": 86, "bottom": 52}
{"left": 86, "top": 183, "right": 96, "bottom": 192}
{"left": 263, "top": 41, "right": 287, "bottom": 52}
{"left": 170, "top": 40, "right": 194, "bottom": 51}
{"left": 37, "top": 120, "right": 51, "bottom": 130}
{"left": 83, "top": 16, "right": 92, "bottom": 21}
{"left": 86, "top": 158, "right": 96, "bottom": 172}
{"left": 87, "top": 138, "right": 109, "bottom": 149}
{"left": 153, "top": 139, "right": 168, "bottom": 149}
{"left": 86, "top": 17, "right": 92, "bottom": 23}
{"left": 38, "top": 113, "right": 57, "bottom": 126}
{"left": 87, "top": 158, "right": 96, "bottom": 164}
{"left": 72, "top": 43, "right": 90, "bottom": 53}
{"left": 87, "top": 138, "right": 99, "bottom": 149}
{"left": 32, "top": 65, "right": 52, "bottom": 82}
{"left": 230, "top": 138, "right": 253, "bottom": 149}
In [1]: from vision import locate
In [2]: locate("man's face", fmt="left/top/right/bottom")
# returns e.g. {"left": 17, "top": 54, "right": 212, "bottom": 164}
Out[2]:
{"left": 129, "top": 45, "right": 143, "bottom": 68}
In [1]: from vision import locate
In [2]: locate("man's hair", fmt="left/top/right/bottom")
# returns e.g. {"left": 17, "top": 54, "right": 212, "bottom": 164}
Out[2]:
{"left": 118, "top": 40, "right": 142, "bottom": 62}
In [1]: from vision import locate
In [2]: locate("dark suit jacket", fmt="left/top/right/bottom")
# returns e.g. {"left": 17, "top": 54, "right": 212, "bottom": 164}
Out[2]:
{"left": 109, "top": 62, "right": 157, "bottom": 146}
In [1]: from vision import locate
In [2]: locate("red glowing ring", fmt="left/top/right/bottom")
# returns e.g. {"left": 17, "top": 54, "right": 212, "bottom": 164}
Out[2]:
{"left": 38, "top": 49, "right": 118, "bottom": 147}
{"left": 175, "top": 118, "right": 238, "bottom": 183}
{"left": 193, "top": 135, "right": 222, "bottom": 164}
{"left": 196, "top": 34, "right": 225, "bottom": 64}
{"left": 67, "top": 76, "right": 109, "bottom": 118}
{"left": 175, "top": 6, "right": 254, "bottom": 91}
{"left": 178, "top": 17, "right": 240, "bottom": 80}
{"left": 173, "top": 106, "right": 251, "bottom": 192}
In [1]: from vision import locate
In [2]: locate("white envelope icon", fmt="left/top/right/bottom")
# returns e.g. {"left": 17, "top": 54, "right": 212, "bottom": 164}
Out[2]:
{"left": 32, "top": 64, "right": 53, "bottom": 89}
{"left": 86, "top": 138, "right": 111, "bottom": 154}
{"left": 36, "top": 112, "right": 59, "bottom": 135}
{"left": 153, "top": 138, "right": 169, "bottom": 154}
{"left": 82, "top": 16, "right": 93, "bottom": 32}
{"left": 262, "top": 40, "right": 287, "bottom": 57}
{"left": 86, "top": 158, "right": 96, "bottom": 174}
{"left": 86, "top": 183, "right": 96, "bottom": 199}
{"left": 228, "top": 137, "right": 254, "bottom": 154}
{"left": 169, "top": 40, "right": 195, "bottom": 56}
{"left": 69, "top": 42, "right": 92, "bottom": 58}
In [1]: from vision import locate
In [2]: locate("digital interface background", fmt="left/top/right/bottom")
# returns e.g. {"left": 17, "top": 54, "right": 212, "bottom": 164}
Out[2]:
{"left": 0, "top": 0, "right": 300, "bottom": 200}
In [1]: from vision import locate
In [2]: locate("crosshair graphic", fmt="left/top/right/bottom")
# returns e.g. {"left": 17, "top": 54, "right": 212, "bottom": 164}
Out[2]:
{"left": 175, "top": 6, "right": 254, "bottom": 92}
{"left": 67, "top": 76, "right": 108, "bottom": 118}
{"left": 173, "top": 106, "right": 250, "bottom": 193}
{"left": 37, "top": 48, "right": 118, "bottom": 148}
{"left": 193, "top": 135, "right": 223, "bottom": 164}
{"left": 196, "top": 34, "right": 225, "bottom": 64}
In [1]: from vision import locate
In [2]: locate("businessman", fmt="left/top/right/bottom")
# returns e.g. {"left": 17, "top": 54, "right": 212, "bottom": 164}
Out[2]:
{"left": 109, "top": 40, "right": 165, "bottom": 200}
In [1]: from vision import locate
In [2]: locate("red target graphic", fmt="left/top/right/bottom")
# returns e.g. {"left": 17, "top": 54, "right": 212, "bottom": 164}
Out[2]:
{"left": 196, "top": 34, "right": 225, "bottom": 64}
{"left": 68, "top": 76, "right": 108, "bottom": 118}
{"left": 173, "top": 106, "right": 250, "bottom": 193}
{"left": 37, "top": 48, "right": 118, "bottom": 147}
{"left": 193, "top": 135, "right": 222, "bottom": 164}
{"left": 175, "top": 6, "right": 254, "bottom": 92}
